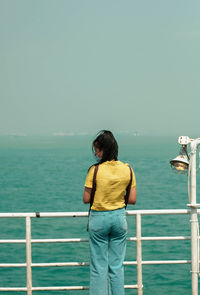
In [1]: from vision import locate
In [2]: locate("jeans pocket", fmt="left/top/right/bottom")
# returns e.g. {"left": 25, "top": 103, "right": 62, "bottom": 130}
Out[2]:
{"left": 89, "top": 214, "right": 104, "bottom": 232}
{"left": 119, "top": 215, "right": 128, "bottom": 231}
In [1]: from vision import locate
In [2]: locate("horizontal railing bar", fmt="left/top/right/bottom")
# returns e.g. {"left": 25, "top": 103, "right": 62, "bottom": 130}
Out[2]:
{"left": 0, "top": 260, "right": 192, "bottom": 268}
{"left": 0, "top": 213, "right": 37, "bottom": 218}
{"left": 122, "top": 261, "right": 139, "bottom": 266}
{"left": 0, "top": 262, "right": 90, "bottom": 268}
{"left": 125, "top": 284, "right": 139, "bottom": 289}
{"left": 127, "top": 209, "right": 192, "bottom": 215}
{"left": 124, "top": 260, "right": 192, "bottom": 265}
{"left": 32, "top": 262, "right": 89, "bottom": 267}
{"left": 142, "top": 260, "right": 191, "bottom": 265}
{"left": 0, "top": 238, "right": 89, "bottom": 244}
{"left": 0, "top": 240, "right": 26, "bottom": 244}
{"left": 0, "top": 236, "right": 192, "bottom": 244}
{"left": 0, "top": 212, "right": 88, "bottom": 218}
{"left": 141, "top": 236, "right": 191, "bottom": 241}
{"left": 0, "top": 263, "right": 26, "bottom": 267}
{"left": 0, "top": 209, "right": 199, "bottom": 218}
{"left": 31, "top": 238, "right": 89, "bottom": 243}
{"left": 0, "top": 284, "right": 139, "bottom": 292}
{"left": 33, "top": 286, "right": 89, "bottom": 291}
{"left": 129, "top": 237, "right": 191, "bottom": 242}
{"left": 0, "top": 288, "right": 27, "bottom": 291}
{"left": 32, "top": 285, "right": 138, "bottom": 290}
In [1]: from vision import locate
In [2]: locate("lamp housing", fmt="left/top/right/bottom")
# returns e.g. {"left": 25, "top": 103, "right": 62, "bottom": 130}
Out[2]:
{"left": 170, "top": 145, "right": 189, "bottom": 174}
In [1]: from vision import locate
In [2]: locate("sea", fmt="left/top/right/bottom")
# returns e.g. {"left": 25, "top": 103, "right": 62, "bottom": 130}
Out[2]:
{"left": 0, "top": 134, "right": 197, "bottom": 295}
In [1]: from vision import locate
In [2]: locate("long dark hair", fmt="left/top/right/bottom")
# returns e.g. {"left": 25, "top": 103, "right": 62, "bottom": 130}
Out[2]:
{"left": 92, "top": 130, "right": 118, "bottom": 164}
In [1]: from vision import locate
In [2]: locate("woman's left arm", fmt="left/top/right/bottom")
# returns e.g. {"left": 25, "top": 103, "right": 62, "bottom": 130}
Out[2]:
{"left": 128, "top": 186, "right": 137, "bottom": 204}
{"left": 83, "top": 187, "right": 92, "bottom": 203}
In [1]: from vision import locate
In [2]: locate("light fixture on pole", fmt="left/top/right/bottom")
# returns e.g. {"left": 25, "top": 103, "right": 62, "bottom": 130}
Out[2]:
{"left": 170, "top": 144, "right": 189, "bottom": 173}
{"left": 170, "top": 136, "right": 200, "bottom": 295}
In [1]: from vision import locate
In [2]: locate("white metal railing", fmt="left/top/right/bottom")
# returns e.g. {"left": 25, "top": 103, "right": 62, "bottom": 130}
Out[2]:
{"left": 0, "top": 209, "right": 198, "bottom": 294}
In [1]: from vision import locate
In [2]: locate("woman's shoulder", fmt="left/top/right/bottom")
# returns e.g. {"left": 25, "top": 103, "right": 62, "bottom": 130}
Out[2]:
{"left": 87, "top": 163, "right": 99, "bottom": 172}
{"left": 117, "top": 160, "right": 131, "bottom": 167}
{"left": 117, "top": 161, "right": 135, "bottom": 173}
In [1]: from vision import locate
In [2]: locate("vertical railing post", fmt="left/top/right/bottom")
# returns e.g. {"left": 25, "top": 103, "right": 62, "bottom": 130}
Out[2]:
{"left": 189, "top": 142, "right": 199, "bottom": 295}
{"left": 190, "top": 208, "right": 199, "bottom": 295}
{"left": 136, "top": 214, "right": 143, "bottom": 295}
{"left": 26, "top": 217, "right": 32, "bottom": 295}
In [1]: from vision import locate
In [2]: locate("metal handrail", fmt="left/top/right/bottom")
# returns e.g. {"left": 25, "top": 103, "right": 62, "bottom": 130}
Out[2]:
{"left": 0, "top": 209, "right": 197, "bottom": 294}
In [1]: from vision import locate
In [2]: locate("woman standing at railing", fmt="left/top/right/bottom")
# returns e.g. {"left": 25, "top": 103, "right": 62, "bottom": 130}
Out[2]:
{"left": 83, "top": 130, "right": 137, "bottom": 295}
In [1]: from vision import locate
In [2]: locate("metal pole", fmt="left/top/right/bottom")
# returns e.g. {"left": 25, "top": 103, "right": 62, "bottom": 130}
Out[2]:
{"left": 26, "top": 217, "right": 32, "bottom": 295}
{"left": 189, "top": 142, "right": 198, "bottom": 295}
{"left": 136, "top": 214, "right": 143, "bottom": 295}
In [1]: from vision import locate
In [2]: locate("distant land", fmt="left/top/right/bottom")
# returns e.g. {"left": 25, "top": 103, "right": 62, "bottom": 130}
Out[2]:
{"left": 0, "top": 131, "right": 141, "bottom": 137}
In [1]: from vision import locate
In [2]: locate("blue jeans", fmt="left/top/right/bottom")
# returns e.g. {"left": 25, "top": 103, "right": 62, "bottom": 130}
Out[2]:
{"left": 88, "top": 208, "right": 127, "bottom": 295}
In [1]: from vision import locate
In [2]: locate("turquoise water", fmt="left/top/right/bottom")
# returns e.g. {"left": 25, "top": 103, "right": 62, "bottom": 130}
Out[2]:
{"left": 0, "top": 135, "right": 195, "bottom": 294}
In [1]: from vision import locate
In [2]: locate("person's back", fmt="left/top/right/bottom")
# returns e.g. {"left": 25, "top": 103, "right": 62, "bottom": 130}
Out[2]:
{"left": 83, "top": 130, "right": 137, "bottom": 295}
{"left": 85, "top": 160, "right": 135, "bottom": 211}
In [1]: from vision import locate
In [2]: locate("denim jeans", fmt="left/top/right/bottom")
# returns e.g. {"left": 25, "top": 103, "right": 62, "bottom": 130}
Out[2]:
{"left": 88, "top": 208, "right": 127, "bottom": 295}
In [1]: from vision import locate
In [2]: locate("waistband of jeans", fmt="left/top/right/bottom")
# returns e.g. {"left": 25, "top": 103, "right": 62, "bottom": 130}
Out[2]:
{"left": 90, "top": 207, "right": 125, "bottom": 214}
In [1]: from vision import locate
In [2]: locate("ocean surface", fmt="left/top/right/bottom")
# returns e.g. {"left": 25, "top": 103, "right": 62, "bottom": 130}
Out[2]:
{"left": 0, "top": 135, "right": 196, "bottom": 294}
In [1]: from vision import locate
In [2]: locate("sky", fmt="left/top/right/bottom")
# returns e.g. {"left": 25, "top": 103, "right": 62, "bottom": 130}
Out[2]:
{"left": 0, "top": 0, "right": 200, "bottom": 136}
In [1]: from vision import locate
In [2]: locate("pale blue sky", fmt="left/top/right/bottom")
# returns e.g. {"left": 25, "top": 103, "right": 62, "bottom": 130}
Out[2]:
{"left": 0, "top": 0, "right": 200, "bottom": 136}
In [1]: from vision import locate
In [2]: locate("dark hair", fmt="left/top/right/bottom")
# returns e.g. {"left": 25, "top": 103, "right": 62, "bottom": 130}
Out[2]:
{"left": 92, "top": 130, "right": 118, "bottom": 164}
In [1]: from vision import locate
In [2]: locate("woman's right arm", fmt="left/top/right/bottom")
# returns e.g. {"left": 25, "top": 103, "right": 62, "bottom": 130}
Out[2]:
{"left": 83, "top": 187, "right": 92, "bottom": 204}
{"left": 83, "top": 166, "right": 95, "bottom": 204}
{"left": 128, "top": 186, "right": 137, "bottom": 204}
